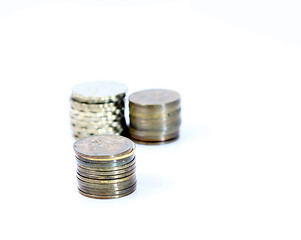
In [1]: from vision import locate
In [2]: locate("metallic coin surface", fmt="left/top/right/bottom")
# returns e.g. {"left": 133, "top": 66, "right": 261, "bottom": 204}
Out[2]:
{"left": 77, "top": 180, "right": 135, "bottom": 191}
{"left": 78, "top": 182, "right": 137, "bottom": 196}
{"left": 129, "top": 118, "right": 181, "bottom": 131}
{"left": 73, "top": 135, "right": 134, "bottom": 160}
{"left": 77, "top": 182, "right": 136, "bottom": 199}
{"left": 70, "top": 80, "right": 128, "bottom": 140}
{"left": 77, "top": 172, "right": 136, "bottom": 184}
{"left": 129, "top": 89, "right": 180, "bottom": 107}
{"left": 77, "top": 169, "right": 135, "bottom": 180}
{"left": 77, "top": 176, "right": 136, "bottom": 191}
{"left": 129, "top": 128, "right": 179, "bottom": 142}
{"left": 128, "top": 88, "right": 181, "bottom": 144}
{"left": 72, "top": 80, "right": 127, "bottom": 103}
{"left": 73, "top": 135, "right": 137, "bottom": 199}
{"left": 131, "top": 135, "right": 179, "bottom": 145}
{"left": 77, "top": 168, "right": 135, "bottom": 180}
{"left": 72, "top": 125, "right": 126, "bottom": 133}
{"left": 77, "top": 163, "right": 136, "bottom": 176}
{"left": 76, "top": 153, "right": 135, "bottom": 165}
{"left": 71, "top": 109, "right": 123, "bottom": 118}
{"left": 77, "top": 157, "right": 136, "bottom": 172}
{"left": 71, "top": 118, "right": 125, "bottom": 127}
{"left": 70, "top": 99, "right": 124, "bottom": 110}
{"left": 73, "top": 131, "right": 124, "bottom": 140}
{"left": 72, "top": 126, "right": 125, "bottom": 133}
{"left": 129, "top": 107, "right": 181, "bottom": 119}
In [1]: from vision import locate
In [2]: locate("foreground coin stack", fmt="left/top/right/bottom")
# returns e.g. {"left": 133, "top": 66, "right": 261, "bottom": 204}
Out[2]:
{"left": 129, "top": 89, "right": 181, "bottom": 144}
{"left": 70, "top": 80, "right": 127, "bottom": 139}
{"left": 73, "top": 135, "right": 137, "bottom": 199}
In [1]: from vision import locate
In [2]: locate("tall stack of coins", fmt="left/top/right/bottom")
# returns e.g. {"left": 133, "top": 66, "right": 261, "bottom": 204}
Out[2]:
{"left": 129, "top": 89, "right": 181, "bottom": 144}
{"left": 70, "top": 80, "right": 127, "bottom": 139}
{"left": 73, "top": 135, "right": 137, "bottom": 199}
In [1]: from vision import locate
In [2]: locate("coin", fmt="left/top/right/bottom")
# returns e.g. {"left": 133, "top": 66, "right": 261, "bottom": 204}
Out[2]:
{"left": 129, "top": 107, "right": 181, "bottom": 119}
{"left": 71, "top": 109, "right": 123, "bottom": 118}
{"left": 77, "top": 168, "right": 136, "bottom": 180}
{"left": 73, "top": 135, "right": 137, "bottom": 199}
{"left": 71, "top": 100, "right": 124, "bottom": 111}
{"left": 129, "top": 89, "right": 180, "bottom": 107}
{"left": 77, "top": 182, "right": 136, "bottom": 199}
{"left": 72, "top": 80, "right": 127, "bottom": 104}
{"left": 72, "top": 128, "right": 124, "bottom": 139}
{"left": 71, "top": 119, "right": 123, "bottom": 131}
{"left": 77, "top": 175, "right": 136, "bottom": 191}
{"left": 77, "top": 172, "right": 136, "bottom": 184}
{"left": 70, "top": 80, "right": 128, "bottom": 139}
{"left": 78, "top": 181, "right": 137, "bottom": 195}
{"left": 129, "top": 89, "right": 181, "bottom": 144}
{"left": 73, "top": 135, "right": 134, "bottom": 159}
{"left": 73, "top": 130, "right": 124, "bottom": 140}
{"left": 76, "top": 152, "right": 135, "bottom": 165}
{"left": 129, "top": 117, "right": 181, "bottom": 131}
{"left": 76, "top": 162, "right": 136, "bottom": 175}
{"left": 129, "top": 128, "right": 179, "bottom": 142}
{"left": 77, "top": 156, "right": 136, "bottom": 171}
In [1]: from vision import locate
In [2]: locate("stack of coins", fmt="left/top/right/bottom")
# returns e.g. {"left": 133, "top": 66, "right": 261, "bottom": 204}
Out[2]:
{"left": 70, "top": 80, "right": 127, "bottom": 139}
{"left": 129, "top": 89, "right": 181, "bottom": 144}
{"left": 73, "top": 135, "right": 137, "bottom": 199}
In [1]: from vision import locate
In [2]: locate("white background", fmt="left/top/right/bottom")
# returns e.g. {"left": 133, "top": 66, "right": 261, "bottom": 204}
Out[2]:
{"left": 1, "top": 1, "right": 301, "bottom": 239}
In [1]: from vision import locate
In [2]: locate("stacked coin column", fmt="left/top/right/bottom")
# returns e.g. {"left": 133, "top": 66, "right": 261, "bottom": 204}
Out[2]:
{"left": 70, "top": 80, "right": 128, "bottom": 139}
{"left": 129, "top": 89, "right": 181, "bottom": 144}
{"left": 73, "top": 135, "right": 137, "bottom": 199}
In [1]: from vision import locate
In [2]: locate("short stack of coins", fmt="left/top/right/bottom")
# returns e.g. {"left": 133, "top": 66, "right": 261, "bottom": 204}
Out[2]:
{"left": 129, "top": 89, "right": 181, "bottom": 144}
{"left": 70, "top": 80, "right": 127, "bottom": 139}
{"left": 73, "top": 135, "right": 137, "bottom": 199}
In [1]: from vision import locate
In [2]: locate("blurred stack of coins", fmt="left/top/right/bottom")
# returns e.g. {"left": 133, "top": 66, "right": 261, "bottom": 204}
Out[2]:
{"left": 129, "top": 89, "right": 181, "bottom": 144}
{"left": 73, "top": 135, "right": 137, "bottom": 199}
{"left": 70, "top": 80, "right": 127, "bottom": 139}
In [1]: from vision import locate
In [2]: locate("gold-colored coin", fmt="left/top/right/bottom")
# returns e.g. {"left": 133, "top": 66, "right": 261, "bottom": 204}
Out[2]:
{"left": 77, "top": 175, "right": 136, "bottom": 191}
{"left": 77, "top": 156, "right": 136, "bottom": 171}
{"left": 78, "top": 181, "right": 137, "bottom": 195}
{"left": 77, "top": 167, "right": 136, "bottom": 180}
{"left": 77, "top": 182, "right": 136, "bottom": 199}
{"left": 77, "top": 162, "right": 136, "bottom": 176}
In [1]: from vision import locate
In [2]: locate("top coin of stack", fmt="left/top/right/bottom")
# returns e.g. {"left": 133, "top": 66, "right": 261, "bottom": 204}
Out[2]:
{"left": 129, "top": 89, "right": 181, "bottom": 144}
{"left": 70, "top": 80, "right": 128, "bottom": 139}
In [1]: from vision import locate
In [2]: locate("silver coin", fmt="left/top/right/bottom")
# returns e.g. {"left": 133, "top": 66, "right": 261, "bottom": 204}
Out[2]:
{"left": 72, "top": 80, "right": 127, "bottom": 103}
{"left": 73, "top": 130, "right": 124, "bottom": 140}
{"left": 73, "top": 135, "right": 135, "bottom": 160}
{"left": 129, "top": 89, "right": 180, "bottom": 107}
